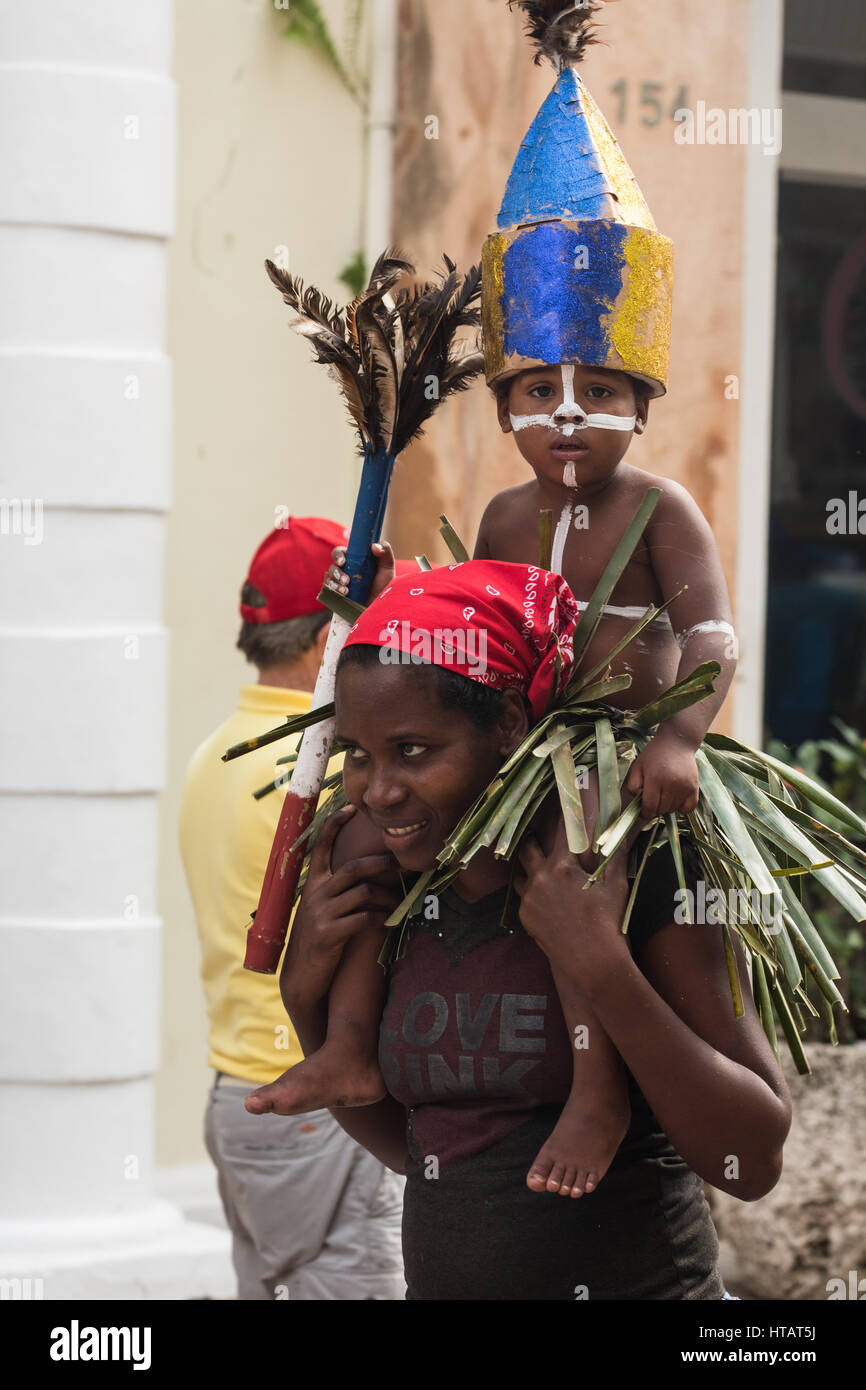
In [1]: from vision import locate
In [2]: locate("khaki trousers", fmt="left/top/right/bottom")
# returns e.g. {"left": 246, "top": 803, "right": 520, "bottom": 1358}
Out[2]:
{"left": 205, "top": 1074, "right": 406, "bottom": 1300}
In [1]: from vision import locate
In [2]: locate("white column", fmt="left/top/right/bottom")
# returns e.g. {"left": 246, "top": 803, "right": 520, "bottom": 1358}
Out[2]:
{"left": 0, "top": 0, "right": 230, "bottom": 1298}
{"left": 733, "top": 0, "right": 784, "bottom": 748}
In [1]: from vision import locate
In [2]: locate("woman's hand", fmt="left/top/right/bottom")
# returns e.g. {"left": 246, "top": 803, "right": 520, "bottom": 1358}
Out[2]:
{"left": 513, "top": 818, "right": 632, "bottom": 995}
{"left": 293, "top": 805, "right": 403, "bottom": 959}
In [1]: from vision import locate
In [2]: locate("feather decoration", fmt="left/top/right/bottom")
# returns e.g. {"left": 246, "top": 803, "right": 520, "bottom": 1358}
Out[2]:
{"left": 264, "top": 247, "right": 483, "bottom": 459}
{"left": 387, "top": 260, "right": 484, "bottom": 455}
{"left": 508, "top": 0, "right": 604, "bottom": 68}
{"left": 354, "top": 296, "right": 399, "bottom": 454}
{"left": 365, "top": 246, "right": 416, "bottom": 293}
{"left": 264, "top": 260, "right": 347, "bottom": 336}
{"left": 324, "top": 363, "right": 369, "bottom": 441}
{"left": 381, "top": 291, "right": 405, "bottom": 376}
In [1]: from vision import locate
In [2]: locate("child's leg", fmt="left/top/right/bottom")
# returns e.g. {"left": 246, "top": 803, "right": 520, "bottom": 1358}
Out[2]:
{"left": 526, "top": 765, "right": 640, "bottom": 1196}
{"left": 526, "top": 972, "right": 630, "bottom": 1197}
{"left": 245, "top": 931, "right": 387, "bottom": 1115}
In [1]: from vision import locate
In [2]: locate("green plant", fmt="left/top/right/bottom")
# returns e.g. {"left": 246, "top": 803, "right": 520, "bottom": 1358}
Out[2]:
{"left": 768, "top": 719, "right": 866, "bottom": 1042}
{"left": 276, "top": 0, "right": 368, "bottom": 104}
{"left": 337, "top": 248, "right": 368, "bottom": 297}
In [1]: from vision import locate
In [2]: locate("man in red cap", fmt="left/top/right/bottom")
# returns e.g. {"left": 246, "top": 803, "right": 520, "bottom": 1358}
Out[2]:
{"left": 179, "top": 517, "right": 406, "bottom": 1300}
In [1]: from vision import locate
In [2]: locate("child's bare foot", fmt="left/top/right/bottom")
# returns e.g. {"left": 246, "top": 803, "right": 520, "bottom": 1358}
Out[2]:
{"left": 245, "top": 1046, "right": 385, "bottom": 1116}
{"left": 526, "top": 1091, "right": 631, "bottom": 1197}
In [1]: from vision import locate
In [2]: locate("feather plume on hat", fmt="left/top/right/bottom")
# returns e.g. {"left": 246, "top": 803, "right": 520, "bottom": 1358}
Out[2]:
{"left": 509, "top": 1, "right": 605, "bottom": 68}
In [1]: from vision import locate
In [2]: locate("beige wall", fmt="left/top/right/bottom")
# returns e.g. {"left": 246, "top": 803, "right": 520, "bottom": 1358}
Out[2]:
{"left": 388, "top": 0, "right": 748, "bottom": 691}
{"left": 157, "top": 0, "right": 366, "bottom": 1165}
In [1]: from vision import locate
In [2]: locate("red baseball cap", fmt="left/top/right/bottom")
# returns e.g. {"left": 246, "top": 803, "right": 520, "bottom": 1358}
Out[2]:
{"left": 241, "top": 517, "right": 418, "bottom": 623}
{"left": 241, "top": 517, "right": 349, "bottom": 624}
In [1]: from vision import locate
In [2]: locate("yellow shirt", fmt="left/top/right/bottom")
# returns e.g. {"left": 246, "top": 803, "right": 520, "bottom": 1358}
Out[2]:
{"left": 180, "top": 684, "right": 331, "bottom": 1085}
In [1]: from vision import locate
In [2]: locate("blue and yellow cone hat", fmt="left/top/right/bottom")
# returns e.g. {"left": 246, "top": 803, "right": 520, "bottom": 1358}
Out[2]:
{"left": 483, "top": 2, "right": 673, "bottom": 397}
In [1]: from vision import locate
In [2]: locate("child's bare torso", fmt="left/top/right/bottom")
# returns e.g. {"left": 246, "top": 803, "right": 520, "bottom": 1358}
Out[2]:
{"left": 476, "top": 464, "right": 685, "bottom": 712}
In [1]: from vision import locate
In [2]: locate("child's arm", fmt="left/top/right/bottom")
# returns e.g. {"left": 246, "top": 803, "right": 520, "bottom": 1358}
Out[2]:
{"left": 625, "top": 480, "right": 738, "bottom": 820}
{"left": 473, "top": 500, "right": 494, "bottom": 559}
{"left": 279, "top": 807, "right": 409, "bottom": 1172}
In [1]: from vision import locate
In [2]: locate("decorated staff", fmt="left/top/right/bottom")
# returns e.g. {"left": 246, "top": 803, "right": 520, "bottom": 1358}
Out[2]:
{"left": 238, "top": 249, "right": 483, "bottom": 973}
{"left": 242, "top": 0, "right": 866, "bottom": 1080}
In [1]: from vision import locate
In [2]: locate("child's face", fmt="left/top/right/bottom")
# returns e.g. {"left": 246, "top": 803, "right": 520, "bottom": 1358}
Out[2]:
{"left": 496, "top": 363, "right": 648, "bottom": 492}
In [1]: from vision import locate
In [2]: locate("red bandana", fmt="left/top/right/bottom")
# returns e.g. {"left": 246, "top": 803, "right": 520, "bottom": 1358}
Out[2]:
{"left": 343, "top": 560, "right": 580, "bottom": 721}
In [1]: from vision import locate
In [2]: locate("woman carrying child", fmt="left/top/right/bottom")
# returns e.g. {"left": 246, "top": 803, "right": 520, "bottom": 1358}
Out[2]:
{"left": 248, "top": 561, "right": 791, "bottom": 1300}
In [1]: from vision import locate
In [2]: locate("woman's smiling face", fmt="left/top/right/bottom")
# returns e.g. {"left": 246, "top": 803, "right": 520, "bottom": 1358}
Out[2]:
{"left": 334, "top": 660, "right": 527, "bottom": 872}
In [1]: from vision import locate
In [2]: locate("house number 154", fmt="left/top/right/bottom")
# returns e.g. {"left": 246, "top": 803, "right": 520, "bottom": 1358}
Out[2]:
{"left": 609, "top": 80, "right": 689, "bottom": 127}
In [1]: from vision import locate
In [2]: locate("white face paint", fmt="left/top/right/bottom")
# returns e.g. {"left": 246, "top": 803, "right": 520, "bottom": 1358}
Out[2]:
{"left": 572, "top": 600, "right": 673, "bottom": 631}
{"left": 509, "top": 364, "right": 638, "bottom": 441}
{"left": 674, "top": 620, "right": 737, "bottom": 652}
{"left": 550, "top": 502, "right": 573, "bottom": 574}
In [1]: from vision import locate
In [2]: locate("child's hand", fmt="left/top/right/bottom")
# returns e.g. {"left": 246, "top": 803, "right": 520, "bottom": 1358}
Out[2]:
{"left": 624, "top": 728, "right": 700, "bottom": 820}
{"left": 325, "top": 541, "right": 396, "bottom": 602}
{"left": 514, "top": 824, "right": 632, "bottom": 990}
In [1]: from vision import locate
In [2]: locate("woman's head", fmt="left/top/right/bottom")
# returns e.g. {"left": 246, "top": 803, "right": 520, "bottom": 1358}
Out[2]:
{"left": 335, "top": 653, "right": 528, "bottom": 870}
{"left": 333, "top": 559, "right": 580, "bottom": 869}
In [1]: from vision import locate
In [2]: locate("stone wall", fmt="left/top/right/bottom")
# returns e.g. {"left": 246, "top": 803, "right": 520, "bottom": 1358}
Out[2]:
{"left": 710, "top": 1043, "right": 866, "bottom": 1301}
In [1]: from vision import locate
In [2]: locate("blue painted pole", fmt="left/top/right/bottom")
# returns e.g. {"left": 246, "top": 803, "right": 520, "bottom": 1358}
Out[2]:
{"left": 343, "top": 444, "right": 397, "bottom": 603}
{"left": 244, "top": 440, "right": 399, "bottom": 973}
